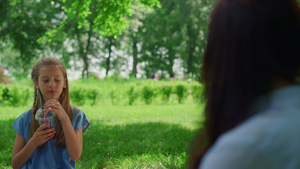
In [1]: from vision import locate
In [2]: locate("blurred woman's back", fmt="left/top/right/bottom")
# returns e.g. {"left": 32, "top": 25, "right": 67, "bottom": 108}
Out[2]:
{"left": 188, "top": 0, "right": 300, "bottom": 168}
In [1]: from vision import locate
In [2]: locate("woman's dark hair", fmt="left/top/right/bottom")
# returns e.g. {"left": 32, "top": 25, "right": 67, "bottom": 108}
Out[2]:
{"left": 188, "top": 0, "right": 300, "bottom": 168}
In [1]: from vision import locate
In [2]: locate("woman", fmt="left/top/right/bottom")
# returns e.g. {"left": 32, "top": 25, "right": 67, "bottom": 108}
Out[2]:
{"left": 189, "top": 0, "right": 300, "bottom": 168}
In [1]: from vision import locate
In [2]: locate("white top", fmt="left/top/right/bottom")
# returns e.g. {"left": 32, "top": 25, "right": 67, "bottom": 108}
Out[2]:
{"left": 199, "top": 85, "right": 300, "bottom": 169}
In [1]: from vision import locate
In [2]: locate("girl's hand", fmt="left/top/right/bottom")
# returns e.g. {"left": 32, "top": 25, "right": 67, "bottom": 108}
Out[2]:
{"left": 44, "top": 99, "right": 68, "bottom": 121}
{"left": 31, "top": 124, "right": 56, "bottom": 146}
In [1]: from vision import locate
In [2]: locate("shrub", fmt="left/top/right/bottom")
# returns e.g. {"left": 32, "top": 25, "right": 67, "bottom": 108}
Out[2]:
{"left": 86, "top": 88, "right": 99, "bottom": 106}
{"left": 0, "top": 85, "right": 30, "bottom": 106}
{"left": 127, "top": 85, "right": 138, "bottom": 105}
{"left": 160, "top": 85, "right": 173, "bottom": 103}
{"left": 70, "top": 87, "right": 86, "bottom": 106}
{"left": 1, "top": 87, "right": 11, "bottom": 101}
{"left": 191, "top": 84, "right": 203, "bottom": 103}
{"left": 109, "top": 86, "right": 123, "bottom": 105}
{"left": 141, "top": 85, "right": 154, "bottom": 105}
{"left": 10, "top": 86, "right": 30, "bottom": 106}
{"left": 175, "top": 84, "right": 188, "bottom": 104}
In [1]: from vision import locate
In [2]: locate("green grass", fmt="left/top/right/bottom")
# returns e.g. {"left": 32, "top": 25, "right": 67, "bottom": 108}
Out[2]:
{"left": 0, "top": 98, "right": 204, "bottom": 169}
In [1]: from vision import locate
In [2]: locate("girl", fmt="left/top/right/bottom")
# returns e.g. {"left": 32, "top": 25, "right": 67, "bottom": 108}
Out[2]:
{"left": 12, "top": 57, "right": 90, "bottom": 169}
{"left": 188, "top": 0, "right": 300, "bottom": 168}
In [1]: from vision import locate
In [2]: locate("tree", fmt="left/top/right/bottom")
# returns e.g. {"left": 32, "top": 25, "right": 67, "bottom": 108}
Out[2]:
{"left": 180, "top": 0, "right": 213, "bottom": 79}
{"left": 37, "top": 0, "right": 160, "bottom": 79}
{"left": 121, "top": 5, "right": 153, "bottom": 78}
{"left": 138, "top": 0, "right": 213, "bottom": 79}
{"left": 1, "top": 0, "right": 217, "bottom": 80}
{"left": 141, "top": 0, "right": 185, "bottom": 78}
{"left": 0, "top": 0, "right": 64, "bottom": 77}
{"left": 0, "top": 0, "right": 22, "bottom": 39}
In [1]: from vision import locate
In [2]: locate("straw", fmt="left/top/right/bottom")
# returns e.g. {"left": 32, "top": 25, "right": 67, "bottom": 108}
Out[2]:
{"left": 37, "top": 90, "right": 48, "bottom": 125}
{"left": 45, "top": 109, "right": 48, "bottom": 125}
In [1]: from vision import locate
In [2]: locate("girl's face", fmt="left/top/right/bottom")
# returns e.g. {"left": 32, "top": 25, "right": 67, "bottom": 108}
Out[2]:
{"left": 35, "top": 65, "right": 67, "bottom": 102}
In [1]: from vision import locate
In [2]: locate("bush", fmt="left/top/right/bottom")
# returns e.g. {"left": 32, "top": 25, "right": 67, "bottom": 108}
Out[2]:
{"left": 141, "top": 85, "right": 154, "bottom": 105}
{"left": 70, "top": 87, "right": 86, "bottom": 106}
{"left": 160, "top": 85, "right": 172, "bottom": 103}
{"left": 10, "top": 86, "right": 30, "bottom": 106}
{"left": 175, "top": 84, "right": 188, "bottom": 104}
{"left": 0, "top": 85, "right": 31, "bottom": 106}
{"left": 191, "top": 84, "right": 203, "bottom": 103}
{"left": 1, "top": 87, "right": 11, "bottom": 101}
{"left": 109, "top": 86, "right": 123, "bottom": 105}
{"left": 127, "top": 85, "right": 138, "bottom": 105}
{"left": 1, "top": 78, "right": 203, "bottom": 106}
{"left": 86, "top": 88, "right": 99, "bottom": 106}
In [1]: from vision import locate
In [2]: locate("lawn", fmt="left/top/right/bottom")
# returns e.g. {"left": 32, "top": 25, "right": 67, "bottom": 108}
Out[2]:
{"left": 0, "top": 98, "right": 203, "bottom": 168}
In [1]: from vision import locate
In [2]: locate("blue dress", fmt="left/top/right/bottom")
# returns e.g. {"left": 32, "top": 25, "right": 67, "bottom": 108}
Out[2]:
{"left": 12, "top": 107, "right": 90, "bottom": 169}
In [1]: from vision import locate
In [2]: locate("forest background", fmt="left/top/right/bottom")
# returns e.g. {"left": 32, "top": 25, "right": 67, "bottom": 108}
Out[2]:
{"left": 1, "top": 0, "right": 300, "bottom": 80}
{"left": 0, "top": 0, "right": 214, "bottom": 81}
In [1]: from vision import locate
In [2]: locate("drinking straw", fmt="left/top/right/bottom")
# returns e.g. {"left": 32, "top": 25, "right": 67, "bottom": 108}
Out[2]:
{"left": 45, "top": 109, "right": 49, "bottom": 125}
{"left": 37, "top": 90, "right": 48, "bottom": 125}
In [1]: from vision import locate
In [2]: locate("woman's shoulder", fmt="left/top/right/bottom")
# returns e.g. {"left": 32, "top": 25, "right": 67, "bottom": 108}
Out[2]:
{"left": 201, "top": 109, "right": 300, "bottom": 169}
{"left": 200, "top": 118, "right": 272, "bottom": 169}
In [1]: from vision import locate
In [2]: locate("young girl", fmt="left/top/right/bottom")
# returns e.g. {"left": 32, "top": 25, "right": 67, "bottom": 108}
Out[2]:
{"left": 11, "top": 57, "right": 90, "bottom": 169}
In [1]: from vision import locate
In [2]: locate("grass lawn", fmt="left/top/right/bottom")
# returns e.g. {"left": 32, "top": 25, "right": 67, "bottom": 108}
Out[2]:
{"left": 0, "top": 98, "right": 203, "bottom": 168}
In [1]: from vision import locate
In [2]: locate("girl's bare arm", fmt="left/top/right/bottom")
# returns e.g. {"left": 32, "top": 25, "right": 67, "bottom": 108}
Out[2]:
{"left": 44, "top": 99, "right": 83, "bottom": 161}
{"left": 61, "top": 116, "right": 83, "bottom": 161}
{"left": 12, "top": 133, "right": 33, "bottom": 169}
{"left": 11, "top": 124, "right": 55, "bottom": 169}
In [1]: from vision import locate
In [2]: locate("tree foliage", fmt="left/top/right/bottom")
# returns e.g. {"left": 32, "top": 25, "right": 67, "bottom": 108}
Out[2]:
{"left": 0, "top": 0, "right": 64, "bottom": 77}
{"left": 140, "top": 0, "right": 212, "bottom": 79}
{"left": 39, "top": 0, "right": 160, "bottom": 43}
{"left": 0, "top": 0, "right": 216, "bottom": 81}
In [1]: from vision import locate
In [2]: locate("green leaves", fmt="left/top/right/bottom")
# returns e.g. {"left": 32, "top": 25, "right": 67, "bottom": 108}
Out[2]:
{"left": 127, "top": 84, "right": 139, "bottom": 105}
{"left": 0, "top": 85, "right": 31, "bottom": 106}
{"left": 38, "top": 0, "right": 160, "bottom": 43}
{"left": 160, "top": 85, "right": 172, "bottom": 103}
{"left": 1, "top": 0, "right": 215, "bottom": 80}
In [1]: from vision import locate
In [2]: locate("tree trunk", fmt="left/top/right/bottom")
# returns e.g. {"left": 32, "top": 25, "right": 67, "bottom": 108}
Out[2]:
{"left": 82, "top": 22, "right": 94, "bottom": 80}
{"left": 132, "top": 36, "right": 138, "bottom": 77}
{"left": 186, "top": 24, "right": 196, "bottom": 78}
{"left": 20, "top": 47, "right": 26, "bottom": 76}
{"left": 168, "top": 49, "right": 175, "bottom": 78}
{"left": 75, "top": 29, "right": 85, "bottom": 79}
{"left": 106, "top": 37, "right": 114, "bottom": 76}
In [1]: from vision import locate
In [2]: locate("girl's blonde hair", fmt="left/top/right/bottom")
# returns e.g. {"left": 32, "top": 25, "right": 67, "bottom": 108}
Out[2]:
{"left": 30, "top": 57, "right": 73, "bottom": 147}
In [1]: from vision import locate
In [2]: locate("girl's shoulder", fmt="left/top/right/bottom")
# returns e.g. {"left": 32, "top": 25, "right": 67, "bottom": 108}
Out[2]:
{"left": 12, "top": 109, "right": 33, "bottom": 140}
{"left": 16, "top": 109, "right": 33, "bottom": 123}
{"left": 71, "top": 106, "right": 84, "bottom": 115}
{"left": 70, "top": 106, "right": 90, "bottom": 132}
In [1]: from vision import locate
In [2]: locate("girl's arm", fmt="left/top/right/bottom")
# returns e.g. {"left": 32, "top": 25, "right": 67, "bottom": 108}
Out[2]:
{"left": 44, "top": 99, "right": 83, "bottom": 161}
{"left": 12, "top": 124, "right": 56, "bottom": 169}
{"left": 12, "top": 134, "right": 31, "bottom": 169}
{"left": 61, "top": 116, "right": 83, "bottom": 161}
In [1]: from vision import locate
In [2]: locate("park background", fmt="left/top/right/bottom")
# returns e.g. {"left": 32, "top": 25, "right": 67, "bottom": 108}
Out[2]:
{"left": 0, "top": 0, "right": 211, "bottom": 168}
{"left": 2, "top": 0, "right": 300, "bottom": 168}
